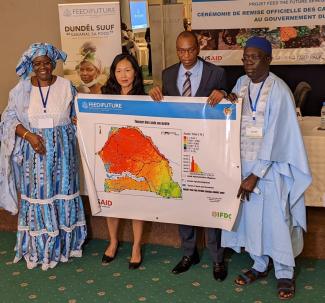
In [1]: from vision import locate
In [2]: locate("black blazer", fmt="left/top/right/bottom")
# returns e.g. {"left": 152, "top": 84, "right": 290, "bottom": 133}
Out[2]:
{"left": 162, "top": 57, "right": 227, "bottom": 97}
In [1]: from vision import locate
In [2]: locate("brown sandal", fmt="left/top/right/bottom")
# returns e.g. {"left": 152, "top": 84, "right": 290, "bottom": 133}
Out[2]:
{"left": 277, "top": 278, "right": 295, "bottom": 300}
{"left": 235, "top": 268, "right": 268, "bottom": 286}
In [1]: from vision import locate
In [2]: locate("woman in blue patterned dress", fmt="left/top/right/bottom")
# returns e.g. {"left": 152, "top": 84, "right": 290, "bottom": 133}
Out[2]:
{"left": 0, "top": 43, "right": 87, "bottom": 270}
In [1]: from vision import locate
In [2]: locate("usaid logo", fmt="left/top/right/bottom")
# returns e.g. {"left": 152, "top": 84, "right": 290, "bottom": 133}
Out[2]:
{"left": 202, "top": 55, "right": 223, "bottom": 62}
{"left": 99, "top": 199, "right": 113, "bottom": 207}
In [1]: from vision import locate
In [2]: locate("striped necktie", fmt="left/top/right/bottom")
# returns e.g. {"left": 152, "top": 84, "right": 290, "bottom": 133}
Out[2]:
{"left": 182, "top": 71, "right": 192, "bottom": 97}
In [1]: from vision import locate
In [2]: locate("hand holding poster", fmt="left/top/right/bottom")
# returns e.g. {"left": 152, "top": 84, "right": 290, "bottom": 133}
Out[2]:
{"left": 76, "top": 94, "right": 242, "bottom": 231}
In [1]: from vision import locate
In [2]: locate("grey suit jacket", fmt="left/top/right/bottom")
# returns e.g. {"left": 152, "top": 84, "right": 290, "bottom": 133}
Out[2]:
{"left": 162, "top": 57, "right": 227, "bottom": 97}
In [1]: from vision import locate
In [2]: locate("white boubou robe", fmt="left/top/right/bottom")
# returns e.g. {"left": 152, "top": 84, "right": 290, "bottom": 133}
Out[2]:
{"left": 222, "top": 72, "right": 312, "bottom": 267}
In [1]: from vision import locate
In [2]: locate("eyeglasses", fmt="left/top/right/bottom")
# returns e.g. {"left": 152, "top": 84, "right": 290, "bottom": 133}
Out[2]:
{"left": 241, "top": 55, "right": 266, "bottom": 62}
{"left": 176, "top": 47, "right": 197, "bottom": 55}
{"left": 32, "top": 61, "right": 52, "bottom": 69}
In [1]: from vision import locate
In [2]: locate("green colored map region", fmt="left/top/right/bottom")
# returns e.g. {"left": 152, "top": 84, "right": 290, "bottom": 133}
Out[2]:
{"left": 98, "top": 127, "right": 181, "bottom": 198}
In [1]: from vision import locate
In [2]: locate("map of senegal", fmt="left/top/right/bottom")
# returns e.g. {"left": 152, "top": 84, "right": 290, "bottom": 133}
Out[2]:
{"left": 98, "top": 127, "right": 182, "bottom": 198}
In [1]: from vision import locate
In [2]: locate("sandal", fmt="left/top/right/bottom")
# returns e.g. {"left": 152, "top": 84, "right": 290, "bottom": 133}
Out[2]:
{"left": 277, "top": 278, "right": 295, "bottom": 300}
{"left": 235, "top": 268, "right": 269, "bottom": 285}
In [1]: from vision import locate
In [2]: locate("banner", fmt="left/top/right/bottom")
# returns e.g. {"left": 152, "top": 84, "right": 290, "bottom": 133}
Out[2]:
{"left": 58, "top": 2, "right": 121, "bottom": 90}
{"left": 192, "top": 0, "right": 325, "bottom": 65}
{"left": 76, "top": 94, "right": 242, "bottom": 231}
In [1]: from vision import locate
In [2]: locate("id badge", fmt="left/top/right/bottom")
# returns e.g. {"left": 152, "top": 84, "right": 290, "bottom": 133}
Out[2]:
{"left": 245, "top": 125, "right": 263, "bottom": 138}
{"left": 38, "top": 118, "right": 53, "bottom": 129}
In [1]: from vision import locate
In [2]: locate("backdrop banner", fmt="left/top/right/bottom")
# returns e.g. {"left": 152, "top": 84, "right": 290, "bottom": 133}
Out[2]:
{"left": 76, "top": 94, "right": 242, "bottom": 231}
{"left": 58, "top": 2, "right": 121, "bottom": 89}
{"left": 192, "top": 0, "right": 325, "bottom": 65}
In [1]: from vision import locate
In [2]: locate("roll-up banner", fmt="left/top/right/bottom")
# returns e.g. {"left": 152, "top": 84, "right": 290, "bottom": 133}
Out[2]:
{"left": 58, "top": 2, "right": 122, "bottom": 89}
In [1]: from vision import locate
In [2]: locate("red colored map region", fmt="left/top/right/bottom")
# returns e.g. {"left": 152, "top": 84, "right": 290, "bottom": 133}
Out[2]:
{"left": 98, "top": 127, "right": 181, "bottom": 198}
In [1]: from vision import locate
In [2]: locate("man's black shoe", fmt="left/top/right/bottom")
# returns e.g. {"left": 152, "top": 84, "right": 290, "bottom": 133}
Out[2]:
{"left": 213, "top": 261, "right": 227, "bottom": 281}
{"left": 172, "top": 250, "right": 200, "bottom": 274}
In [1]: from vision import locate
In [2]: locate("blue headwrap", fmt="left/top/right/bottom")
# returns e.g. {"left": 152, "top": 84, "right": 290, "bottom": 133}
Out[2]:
{"left": 245, "top": 36, "right": 272, "bottom": 56}
{"left": 16, "top": 43, "right": 67, "bottom": 79}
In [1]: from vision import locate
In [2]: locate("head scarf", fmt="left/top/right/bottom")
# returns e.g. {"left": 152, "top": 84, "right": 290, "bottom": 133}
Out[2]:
{"left": 79, "top": 53, "right": 102, "bottom": 73}
{"left": 16, "top": 43, "right": 67, "bottom": 79}
{"left": 77, "top": 41, "right": 102, "bottom": 73}
{"left": 245, "top": 36, "right": 272, "bottom": 56}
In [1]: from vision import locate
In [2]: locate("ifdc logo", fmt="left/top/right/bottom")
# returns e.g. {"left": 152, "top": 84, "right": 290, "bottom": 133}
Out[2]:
{"left": 212, "top": 211, "right": 232, "bottom": 220}
{"left": 63, "top": 9, "right": 72, "bottom": 17}
{"left": 81, "top": 101, "right": 89, "bottom": 110}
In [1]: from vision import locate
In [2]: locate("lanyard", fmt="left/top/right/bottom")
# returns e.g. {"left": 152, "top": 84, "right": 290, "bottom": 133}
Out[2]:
{"left": 37, "top": 79, "right": 51, "bottom": 113}
{"left": 248, "top": 80, "right": 265, "bottom": 121}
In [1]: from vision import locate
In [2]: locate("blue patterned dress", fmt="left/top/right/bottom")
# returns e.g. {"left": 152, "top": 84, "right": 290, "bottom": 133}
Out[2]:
{"left": 10, "top": 77, "right": 87, "bottom": 270}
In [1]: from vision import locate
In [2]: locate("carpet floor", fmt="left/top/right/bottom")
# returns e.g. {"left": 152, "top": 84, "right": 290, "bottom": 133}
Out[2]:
{"left": 0, "top": 231, "right": 324, "bottom": 303}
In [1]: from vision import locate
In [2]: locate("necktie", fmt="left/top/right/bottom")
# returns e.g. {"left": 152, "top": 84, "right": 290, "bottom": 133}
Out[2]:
{"left": 182, "top": 71, "right": 192, "bottom": 97}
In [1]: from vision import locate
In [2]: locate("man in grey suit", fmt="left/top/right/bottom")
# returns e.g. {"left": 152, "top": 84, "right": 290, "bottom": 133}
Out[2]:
{"left": 149, "top": 31, "right": 229, "bottom": 281}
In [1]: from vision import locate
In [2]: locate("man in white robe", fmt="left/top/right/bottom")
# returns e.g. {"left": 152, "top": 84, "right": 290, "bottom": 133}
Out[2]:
{"left": 222, "top": 36, "right": 311, "bottom": 300}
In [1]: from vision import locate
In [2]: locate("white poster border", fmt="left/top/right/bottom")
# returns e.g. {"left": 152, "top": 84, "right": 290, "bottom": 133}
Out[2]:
{"left": 76, "top": 94, "right": 242, "bottom": 231}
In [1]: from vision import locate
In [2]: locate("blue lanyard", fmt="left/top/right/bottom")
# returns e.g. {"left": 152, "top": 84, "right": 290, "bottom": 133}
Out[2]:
{"left": 37, "top": 79, "right": 51, "bottom": 113}
{"left": 248, "top": 80, "right": 265, "bottom": 121}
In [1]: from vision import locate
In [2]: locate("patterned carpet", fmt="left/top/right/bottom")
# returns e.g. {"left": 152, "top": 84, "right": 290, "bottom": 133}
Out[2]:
{"left": 0, "top": 231, "right": 324, "bottom": 303}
